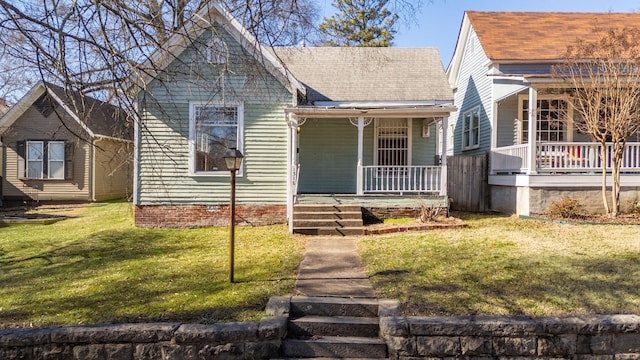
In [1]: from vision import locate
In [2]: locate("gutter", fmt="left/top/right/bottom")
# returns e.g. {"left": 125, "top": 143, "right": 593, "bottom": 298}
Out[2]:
{"left": 285, "top": 105, "right": 457, "bottom": 119}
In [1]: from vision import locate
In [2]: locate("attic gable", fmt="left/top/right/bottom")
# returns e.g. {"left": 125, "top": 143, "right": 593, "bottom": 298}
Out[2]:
{"left": 136, "top": 2, "right": 305, "bottom": 97}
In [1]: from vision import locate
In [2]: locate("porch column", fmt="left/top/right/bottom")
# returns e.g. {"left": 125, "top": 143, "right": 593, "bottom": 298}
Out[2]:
{"left": 286, "top": 114, "right": 298, "bottom": 233}
{"left": 440, "top": 117, "right": 448, "bottom": 196}
{"left": 356, "top": 116, "right": 365, "bottom": 195}
{"left": 527, "top": 87, "right": 538, "bottom": 175}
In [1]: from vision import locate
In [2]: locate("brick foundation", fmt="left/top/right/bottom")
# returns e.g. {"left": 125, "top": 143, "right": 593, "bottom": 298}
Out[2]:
{"left": 135, "top": 204, "right": 286, "bottom": 228}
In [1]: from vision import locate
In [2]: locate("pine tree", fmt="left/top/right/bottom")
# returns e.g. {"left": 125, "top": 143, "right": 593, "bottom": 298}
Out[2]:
{"left": 319, "top": 0, "right": 399, "bottom": 47}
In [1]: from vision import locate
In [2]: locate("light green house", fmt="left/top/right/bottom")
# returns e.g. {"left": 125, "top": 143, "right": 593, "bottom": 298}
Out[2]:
{"left": 133, "top": 1, "right": 456, "bottom": 231}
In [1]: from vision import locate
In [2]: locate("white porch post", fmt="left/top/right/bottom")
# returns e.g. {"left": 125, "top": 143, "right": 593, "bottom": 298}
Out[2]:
{"left": 440, "top": 117, "right": 448, "bottom": 196}
{"left": 527, "top": 87, "right": 538, "bottom": 175}
{"left": 286, "top": 114, "right": 298, "bottom": 233}
{"left": 356, "top": 116, "right": 365, "bottom": 195}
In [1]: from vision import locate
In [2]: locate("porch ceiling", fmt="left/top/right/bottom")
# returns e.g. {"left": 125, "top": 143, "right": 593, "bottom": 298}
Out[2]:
{"left": 285, "top": 104, "right": 457, "bottom": 119}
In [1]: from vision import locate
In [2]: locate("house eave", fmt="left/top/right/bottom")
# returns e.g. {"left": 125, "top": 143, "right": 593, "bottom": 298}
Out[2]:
{"left": 285, "top": 104, "right": 457, "bottom": 119}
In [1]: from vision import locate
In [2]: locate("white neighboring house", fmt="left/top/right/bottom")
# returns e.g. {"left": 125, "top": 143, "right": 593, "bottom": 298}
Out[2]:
{"left": 447, "top": 11, "right": 640, "bottom": 215}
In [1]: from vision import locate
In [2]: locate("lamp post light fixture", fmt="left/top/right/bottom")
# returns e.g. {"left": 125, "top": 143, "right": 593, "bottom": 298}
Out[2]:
{"left": 224, "top": 148, "right": 243, "bottom": 283}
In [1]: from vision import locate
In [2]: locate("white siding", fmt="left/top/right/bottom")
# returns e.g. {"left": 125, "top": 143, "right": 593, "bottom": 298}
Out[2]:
{"left": 450, "top": 28, "right": 493, "bottom": 156}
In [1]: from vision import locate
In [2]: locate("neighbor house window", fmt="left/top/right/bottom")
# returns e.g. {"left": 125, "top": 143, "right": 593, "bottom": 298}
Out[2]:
{"left": 26, "top": 141, "right": 44, "bottom": 179}
{"left": 22, "top": 140, "right": 69, "bottom": 179}
{"left": 519, "top": 95, "right": 569, "bottom": 143}
{"left": 189, "top": 102, "right": 243, "bottom": 175}
{"left": 462, "top": 108, "right": 480, "bottom": 150}
{"left": 48, "top": 141, "right": 65, "bottom": 179}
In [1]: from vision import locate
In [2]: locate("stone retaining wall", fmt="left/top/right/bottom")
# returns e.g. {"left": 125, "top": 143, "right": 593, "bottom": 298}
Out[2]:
{"left": 0, "top": 317, "right": 286, "bottom": 360}
{"left": 2, "top": 312, "right": 639, "bottom": 359}
{"left": 380, "top": 314, "right": 640, "bottom": 360}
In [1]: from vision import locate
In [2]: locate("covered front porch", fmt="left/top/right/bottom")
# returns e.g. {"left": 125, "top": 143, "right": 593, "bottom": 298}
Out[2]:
{"left": 490, "top": 87, "right": 640, "bottom": 175}
{"left": 284, "top": 105, "right": 455, "bottom": 232}
{"left": 488, "top": 86, "right": 640, "bottom": 215}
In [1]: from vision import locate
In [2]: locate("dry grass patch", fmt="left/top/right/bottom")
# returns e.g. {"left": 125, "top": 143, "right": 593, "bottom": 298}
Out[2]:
{"left": 359, "top": 212, "right": 640, "bottom": 316}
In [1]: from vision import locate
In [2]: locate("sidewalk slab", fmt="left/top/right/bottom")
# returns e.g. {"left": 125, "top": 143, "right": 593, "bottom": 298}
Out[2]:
{"left": 295, "top": 237, "right": 376, "bottom": 298}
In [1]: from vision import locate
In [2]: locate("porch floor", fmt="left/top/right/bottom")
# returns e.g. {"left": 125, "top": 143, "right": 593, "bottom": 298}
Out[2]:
{"left": 296, "top": 194, "right": 449, "bottom": 208}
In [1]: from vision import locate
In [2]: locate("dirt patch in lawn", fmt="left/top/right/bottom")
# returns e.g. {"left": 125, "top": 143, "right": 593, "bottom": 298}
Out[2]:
{"left": 364, "top": 216, "right": 466, "bottom": 235}
{"left": 528, "top": 212, "right": 640, "bottom": 225}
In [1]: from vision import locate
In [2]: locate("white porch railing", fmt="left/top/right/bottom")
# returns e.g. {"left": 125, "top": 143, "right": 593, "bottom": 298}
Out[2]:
{"left": 490, "top": 144, "right": 530, "bottom": 173}
{"left": 491, "top": 142, "right": 640, "bottom": 173}
{"left": 362, "top": 165, "right": 442, "bottom": 193}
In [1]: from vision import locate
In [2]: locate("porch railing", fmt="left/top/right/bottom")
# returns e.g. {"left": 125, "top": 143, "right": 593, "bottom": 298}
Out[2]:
{"left": 490, "top": 144, "right": 530, "bottom": 173}
{"left": 362, "top": 165, "right": 442, "bottom": 193}
{"left": 491, "top": 142, "right": 640, "bottom": 173}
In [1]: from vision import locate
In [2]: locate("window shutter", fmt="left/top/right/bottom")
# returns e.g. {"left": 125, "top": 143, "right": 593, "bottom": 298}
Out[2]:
{"left": 43, "top": 140, "right": 49, "bottom": 179}
{"left": 65, "top": 142, "right": 74, "bottom": 180}
{"left": 16, "top": 141, "right": 25, "bottom": 179}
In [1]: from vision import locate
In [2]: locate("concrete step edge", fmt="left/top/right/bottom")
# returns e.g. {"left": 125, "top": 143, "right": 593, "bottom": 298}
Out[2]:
{"left": 282, "top": 337, "right": 387, "bottom": 359}
{"left": 290, "top": 297, "right": 379, "bottom": 317}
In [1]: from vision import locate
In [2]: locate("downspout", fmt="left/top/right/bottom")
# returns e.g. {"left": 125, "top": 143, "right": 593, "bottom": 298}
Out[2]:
{"left": 527, "top": 87, "right": 538, "bottom": 175}
{"left": 285, "top": 112, "right": 298, "bottom": 234}
{"left": 356, "top": 117, "right": 364, "bottom": 195}
{"left": 440, "top": 117, "right": 448, "bottom": 196}
{"left": 90, "top": 139, "right": 96, "bottom": 202}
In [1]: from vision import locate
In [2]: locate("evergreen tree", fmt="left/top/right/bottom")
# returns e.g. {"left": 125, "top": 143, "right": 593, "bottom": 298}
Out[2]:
{"left": 319, "top": 0, "right": 399, "bottom": 47}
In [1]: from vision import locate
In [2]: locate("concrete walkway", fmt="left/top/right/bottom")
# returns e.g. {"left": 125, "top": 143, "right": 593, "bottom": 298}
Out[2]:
{"left": 294, "top": 237, "right": 376, "bottom": 298}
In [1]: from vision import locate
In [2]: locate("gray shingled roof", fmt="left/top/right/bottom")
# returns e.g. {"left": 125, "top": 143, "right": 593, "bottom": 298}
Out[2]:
{"left": 46, "top": 83, "right": 133, "bottom": 141}
{"left": 272, "top": 47, "right": 453, "bottom": 104}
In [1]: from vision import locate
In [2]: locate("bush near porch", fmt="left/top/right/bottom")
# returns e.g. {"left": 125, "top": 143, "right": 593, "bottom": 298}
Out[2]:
{"left": 360, "top": 212, "right": 640, "bottom": 316}
{"left": 0, "top": 202, "right": 304, "bottom": 328}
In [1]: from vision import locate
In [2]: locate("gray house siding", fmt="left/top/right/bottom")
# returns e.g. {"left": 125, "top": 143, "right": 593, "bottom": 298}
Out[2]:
{"left": 451, "top": 28, "right": 493, "bottom": 156}
{"left": 499, "top": 64, "right": 552, "bottom": 75}
{"left": 412, "top": 121, "right": 438, "bottom": 165}
{"left": 496, "top": 95, "right": 519, "bottom": 147}
{"left": 137, "top": 23, "right": 294, "bottom": 206}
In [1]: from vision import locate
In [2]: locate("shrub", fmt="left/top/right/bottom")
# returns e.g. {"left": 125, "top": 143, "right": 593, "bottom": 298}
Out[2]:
{"left": 419, "top": 203, "right": 441, "bottom": 222}
{"left": 545, "top": 196, "right": 583, "bottom": 219}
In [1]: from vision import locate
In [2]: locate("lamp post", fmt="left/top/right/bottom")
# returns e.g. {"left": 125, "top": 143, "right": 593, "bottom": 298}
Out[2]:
{"left": 224, "top": 148, "right": 243, "bottom": 283}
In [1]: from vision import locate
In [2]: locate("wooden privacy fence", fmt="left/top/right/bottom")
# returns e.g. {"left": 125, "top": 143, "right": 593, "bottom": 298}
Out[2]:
{"left": 447, "top": 154, "right": 488, "bottom": 212}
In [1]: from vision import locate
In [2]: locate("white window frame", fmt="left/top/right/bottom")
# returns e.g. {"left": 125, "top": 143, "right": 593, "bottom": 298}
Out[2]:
{"left": 373, "top": 118, "right": 412, "bottom": 168}
{"left": 26, "top": 140, "right": 44, "bottom": 179}
{"left": 462, "top": 107, "right": 480, "bottom": 151}
{"left": 188, "top": 101, "right": 244, "bottom": 177}
{"left": 47, "top": 141, "right": 65, "bottom": 179}
{"left": 518, "top": 94, "right": 573, "bottom": 144}
{"left": 206, "top": 33, "right": 227, "bottom": 65}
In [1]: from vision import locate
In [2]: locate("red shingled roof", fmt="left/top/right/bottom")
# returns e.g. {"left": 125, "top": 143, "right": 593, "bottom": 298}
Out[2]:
{"left": 466, "top": 11, "right": 640, "bottom": 61}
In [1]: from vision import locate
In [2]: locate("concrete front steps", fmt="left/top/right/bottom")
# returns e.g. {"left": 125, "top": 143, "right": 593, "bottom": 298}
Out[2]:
{"left": 293, "top": 204, "right": 363, "bottom": 236}
{"left": 280, "top": 296, "right": 387, "bottom": 359}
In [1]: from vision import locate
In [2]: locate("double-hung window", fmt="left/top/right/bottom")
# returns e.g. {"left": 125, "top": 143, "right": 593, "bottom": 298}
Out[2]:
{"left": 462, "top": 108, "right": 480, "bottom": 150}
{"left": 26, "top": 141, "right": 44, "bottom": 179}
{"left": 24, "top": 140, "right": 66, "bottom": 179}
{"left": 206, "top": 33, "right": 227, "bottom": 64}
{"left": 519, "top": 95, "right": 569, "bottom": 143}
{"left": 48, "top": 141, "right": 65, "bottom": 179}
{"left": 189, "top": 102, "right": 243, "bottom": 175}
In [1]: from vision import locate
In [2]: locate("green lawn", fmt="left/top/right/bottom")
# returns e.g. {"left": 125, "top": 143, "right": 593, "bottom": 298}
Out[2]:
{"left": 360, "top": 212, "right": 640, "bottom": 317}
{"left": 0, "top": 202, "right": 304, "bottom": 327}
